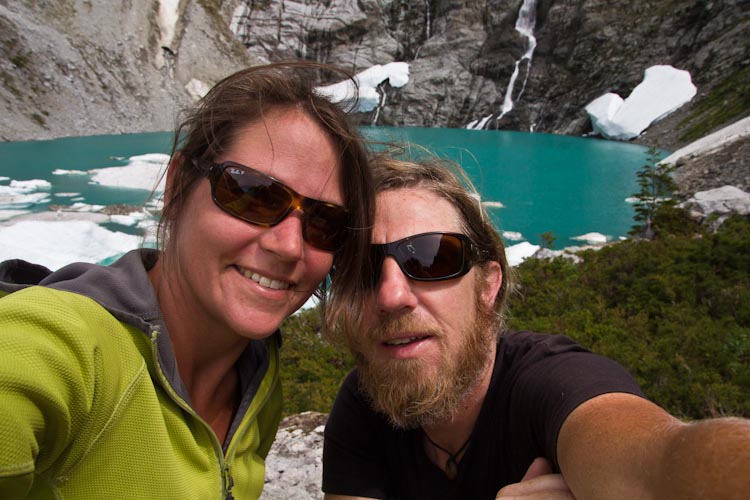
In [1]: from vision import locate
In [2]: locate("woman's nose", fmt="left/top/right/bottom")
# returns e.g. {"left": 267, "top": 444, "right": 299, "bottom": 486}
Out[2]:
{"left": 259, "top": 212, "right": 305, "bottom": 261}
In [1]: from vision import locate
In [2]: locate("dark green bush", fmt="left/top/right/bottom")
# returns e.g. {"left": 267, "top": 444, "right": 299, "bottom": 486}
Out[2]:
{"left": 508, "top": 212, "right": 750, "bottom": 418}
{"left": 278, "top": 211, "right": 750, "bottom": 419}
{"left": 279, "top": 308, "right": 354, "bottom": 416}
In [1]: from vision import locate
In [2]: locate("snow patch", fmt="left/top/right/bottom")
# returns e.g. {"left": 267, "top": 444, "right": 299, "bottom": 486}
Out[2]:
{"left": 585, "top": 65, "right": 697, "bottom": 140}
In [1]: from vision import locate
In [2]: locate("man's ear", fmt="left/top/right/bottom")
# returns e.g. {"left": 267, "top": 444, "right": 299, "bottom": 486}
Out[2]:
{"left": 480, "top": 261, "right": 503, "bottom": 312}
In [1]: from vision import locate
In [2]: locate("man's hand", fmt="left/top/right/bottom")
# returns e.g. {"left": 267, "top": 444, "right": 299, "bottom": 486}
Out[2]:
{"left": 496, "top": 457, "right": 575, "bottom": 499}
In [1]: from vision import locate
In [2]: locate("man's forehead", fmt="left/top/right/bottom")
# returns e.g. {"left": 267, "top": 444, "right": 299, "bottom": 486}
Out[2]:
{"left": 373, "top": 187, "right": 462, "bottom": 243}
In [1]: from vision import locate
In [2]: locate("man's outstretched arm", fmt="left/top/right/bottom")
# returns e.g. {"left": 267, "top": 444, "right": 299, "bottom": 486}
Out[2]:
{"left": 557, "top": 392, "right": 750, "bottom": 500}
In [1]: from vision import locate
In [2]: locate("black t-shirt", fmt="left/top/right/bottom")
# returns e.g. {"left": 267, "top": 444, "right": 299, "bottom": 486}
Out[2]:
{"left": 322, "top": 330, "right": 645, "bottom": 500}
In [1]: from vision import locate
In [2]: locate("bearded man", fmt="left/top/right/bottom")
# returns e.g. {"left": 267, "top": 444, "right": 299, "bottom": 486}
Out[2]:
{"left": 320, "top": 154, "right": 750, "bottom": 500}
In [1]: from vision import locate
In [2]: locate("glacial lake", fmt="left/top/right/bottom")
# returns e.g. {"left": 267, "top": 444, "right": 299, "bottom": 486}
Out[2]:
{"left": 0, "top": 126, "right": 654, "bottom": 263}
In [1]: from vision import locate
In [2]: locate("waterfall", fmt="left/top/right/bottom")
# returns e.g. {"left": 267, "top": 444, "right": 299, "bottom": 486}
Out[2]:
{"left": 424, "top": 0, "right": 431, "bottom": 38}
{"left": 496, "top": 0, "right": 538, "bottom": 121}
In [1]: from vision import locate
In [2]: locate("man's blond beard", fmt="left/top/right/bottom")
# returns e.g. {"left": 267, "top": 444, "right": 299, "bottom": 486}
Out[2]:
{"left": 349, "top": 295, "right": 496, "bottom": 429}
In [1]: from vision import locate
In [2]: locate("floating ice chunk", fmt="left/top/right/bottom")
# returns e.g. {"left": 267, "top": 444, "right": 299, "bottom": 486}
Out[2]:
{"left": 482, "top": 200, "right": 505, "bottom": 209}
{"left": 0, "top": 179, "right": 52, "bottom": 208}
{"left": 69, "top": 202, "right": 105, "bottom": 212}
{"left": 502, "top": 231, "right": 524, "bottom": 241}
{"left": 0, "top": 192, "right": 51, "bottom": 209}
{"left": 585, "top": 65, "right": 697, "bottom": 140}
{"left": 571, "top": 232, "right": 608, "bottom": 244}
{"left": 53, "top": 169, "right": 88, "bottom": 175}
{"left": 110, "top": 211, "right": 150, "bottom": 226}
{"left": 7, "top": 179, "right": 51, "bottom": 192}
{"left": 89, "top": 153, "right": 169, "bottom": 192}
{"left": 506, "top": 241, "right": 540, "bottom": 266}
{"left": 0, "top": 220, "right": 140, "bottom": 270}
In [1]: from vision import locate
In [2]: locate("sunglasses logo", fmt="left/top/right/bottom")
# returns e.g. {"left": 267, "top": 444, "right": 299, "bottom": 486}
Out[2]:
{"left": 227, "top": 167, "right": 245, "bottom": 176}
{"left": 406, "top": 243, "right": 417, "bottom": 255}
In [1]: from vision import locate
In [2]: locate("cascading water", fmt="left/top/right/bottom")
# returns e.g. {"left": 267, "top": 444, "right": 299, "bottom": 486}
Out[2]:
{"left": 498, "top": 0, "right": 537, "bottom": 119}
{"left": 467, "top": 0, "right": 538, "bottom": 129}
{"left": 425, "top": 0, "right": 431, "bottom": 38}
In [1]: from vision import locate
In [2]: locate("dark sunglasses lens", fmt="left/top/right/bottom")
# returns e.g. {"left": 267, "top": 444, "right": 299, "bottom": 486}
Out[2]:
{"left": 304, "top": 203, "right": 349, "bottom": 251}
{"left": 398, "top": 234, "right": 464, "bottom": 279}
{"left": 214, "top": 167, "right": 291, "bottom": 224}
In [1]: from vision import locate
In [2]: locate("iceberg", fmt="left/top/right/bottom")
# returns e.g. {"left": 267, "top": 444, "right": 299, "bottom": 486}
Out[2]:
{"left": 0, "top": 220, "right": 141, "bottom": 270}
{"left": 505, "top": 241, "right": 540, "bottom": 266}
{"left": 316, "top": 62, "right": 410, "bottom": 113}
{"left": 585, "top": 65, "right": 697, "bottom": 140}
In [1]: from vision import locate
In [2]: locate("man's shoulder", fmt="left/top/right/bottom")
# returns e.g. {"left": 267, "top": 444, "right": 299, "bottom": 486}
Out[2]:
{"left": 499, "top": 330, "right": 588, "bottom": 356}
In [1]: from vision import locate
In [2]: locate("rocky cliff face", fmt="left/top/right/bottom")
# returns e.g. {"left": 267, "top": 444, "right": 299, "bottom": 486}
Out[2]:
{"left": 229, "top": 0, "right": 750, "bottom": 151}
{"left": 0, "top": 0, "right": 251, "bottom": 141}
{"left": 1, "top": 0, "right": 748, "bottom": 191}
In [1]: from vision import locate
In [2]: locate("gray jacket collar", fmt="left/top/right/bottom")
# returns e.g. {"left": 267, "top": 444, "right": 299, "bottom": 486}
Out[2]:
{"left": 0, "top": 248, "right": 163, "bottom": 335}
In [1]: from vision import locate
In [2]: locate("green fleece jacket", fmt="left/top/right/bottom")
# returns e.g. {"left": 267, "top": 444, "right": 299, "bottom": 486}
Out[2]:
{"left": 0, "top": 249, "right": 282, "bottom": 500}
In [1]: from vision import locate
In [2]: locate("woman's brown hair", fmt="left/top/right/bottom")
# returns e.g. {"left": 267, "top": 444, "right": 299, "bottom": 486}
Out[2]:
{"left": 157, "top": 61, "right": 373, "bottom": 305}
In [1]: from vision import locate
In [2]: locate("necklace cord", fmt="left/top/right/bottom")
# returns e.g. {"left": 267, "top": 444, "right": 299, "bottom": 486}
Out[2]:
{"left": 421, "top": 429, "right": 472, "bottom": 480}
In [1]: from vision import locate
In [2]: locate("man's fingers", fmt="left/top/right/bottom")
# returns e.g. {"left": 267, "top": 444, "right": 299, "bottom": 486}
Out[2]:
{"left": 522, "top": 457, "right": 554, "bottom": 481}
{"left": 496, "top": 458, "right": 575, "bottom": 499}
{"left": 496, "top": 474, "right": 574, "bottom": 499}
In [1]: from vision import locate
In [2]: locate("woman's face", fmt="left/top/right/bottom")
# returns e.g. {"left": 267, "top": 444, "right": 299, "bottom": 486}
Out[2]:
{"left": 167, "top": 107, "right": 344, "bottom": 341}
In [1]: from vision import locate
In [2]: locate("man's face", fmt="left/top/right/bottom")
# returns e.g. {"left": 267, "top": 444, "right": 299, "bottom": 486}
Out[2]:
{"left": 346, "top": 187, "right": 500, "bottom": 428}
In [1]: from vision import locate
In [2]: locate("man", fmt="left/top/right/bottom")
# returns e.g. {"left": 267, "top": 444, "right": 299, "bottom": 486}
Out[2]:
{"left": 321, "top": 154, "right": 750, "bottom": 499}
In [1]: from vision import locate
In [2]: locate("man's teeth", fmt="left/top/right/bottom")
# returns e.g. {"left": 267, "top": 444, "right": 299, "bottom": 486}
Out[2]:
{"left": 239, "top": 268, "right": 289, "bottom": 290}
{"left": 384, "top": 337, "right": 423, "bottom": 346}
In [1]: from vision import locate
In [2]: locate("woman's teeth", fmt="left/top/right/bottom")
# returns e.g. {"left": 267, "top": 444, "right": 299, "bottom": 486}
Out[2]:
{"left": 239, "top": 268, "right": 290, "bottom": 290}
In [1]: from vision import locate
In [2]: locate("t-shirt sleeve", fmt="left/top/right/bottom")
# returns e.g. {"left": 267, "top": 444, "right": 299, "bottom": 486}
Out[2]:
{"left": 503, "top": 332, "right": 645, "bottom": 469}
{"left": 322, "top": 370, "right": 391, "bottom": 499}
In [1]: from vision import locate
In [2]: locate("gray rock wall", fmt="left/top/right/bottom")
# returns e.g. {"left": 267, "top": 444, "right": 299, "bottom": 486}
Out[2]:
{"left": 0, "top": 0, "right": 252, "bottom": 141}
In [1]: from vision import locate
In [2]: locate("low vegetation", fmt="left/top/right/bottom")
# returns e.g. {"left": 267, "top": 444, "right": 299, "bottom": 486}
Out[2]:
{"left": 509, "top": 209, "right": 750, "bottom": 418}
{"left": 280, "top": 208, "right": 750, "bottom": 419}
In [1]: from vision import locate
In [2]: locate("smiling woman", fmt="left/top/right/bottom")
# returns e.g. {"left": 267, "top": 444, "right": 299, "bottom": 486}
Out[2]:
{"left": 0, "top": 61, "right": 373, "bottom": 500}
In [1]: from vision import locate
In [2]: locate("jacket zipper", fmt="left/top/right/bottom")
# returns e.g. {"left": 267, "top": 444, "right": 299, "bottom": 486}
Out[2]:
{"left": 149, "top": 328, "right": 279, "bottom": 499}
{"left": 224, "top": 335, "right": 280, "bottom": 486}
{"left": 149, "top": 328, "right": 232, "bottom": 499}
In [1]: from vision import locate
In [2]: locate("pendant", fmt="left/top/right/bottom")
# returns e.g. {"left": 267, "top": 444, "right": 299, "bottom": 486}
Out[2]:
{"left": 445, "top": 458, "right": 459, "bottom": 480}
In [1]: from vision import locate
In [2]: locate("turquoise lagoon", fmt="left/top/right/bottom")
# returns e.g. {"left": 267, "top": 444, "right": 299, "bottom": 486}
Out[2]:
{"left": 0, "top": 126, "right": 652, "bottom": 249}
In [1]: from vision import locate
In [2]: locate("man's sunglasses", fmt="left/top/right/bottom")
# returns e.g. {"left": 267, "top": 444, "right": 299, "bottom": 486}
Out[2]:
{"left": 206, "top": 161, "right": 349, "bottom": 251}
{"left": 371, "top": 232, "right": 486, "bottom": 283}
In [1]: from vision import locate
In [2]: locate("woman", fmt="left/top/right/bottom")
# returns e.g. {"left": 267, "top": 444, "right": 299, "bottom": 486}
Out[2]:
{"left": 0, "top": 62, "right": 372, "bottom": 499}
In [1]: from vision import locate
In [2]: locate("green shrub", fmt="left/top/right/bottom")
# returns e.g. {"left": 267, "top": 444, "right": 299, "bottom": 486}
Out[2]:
{"left": 276, "top": 212, "right": 750, "bottom": 420}
{"left": 278, "top": 308, "right": 354, "bottom": 416}
{"left": 509, "top": 213, "right": 750, "bottom": 419}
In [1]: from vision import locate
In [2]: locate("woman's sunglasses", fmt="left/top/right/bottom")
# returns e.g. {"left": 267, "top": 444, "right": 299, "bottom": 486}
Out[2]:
{"left": 206, "top": 161, "right": 349, "bottom": 252}
{"left": 371, "top": 232, "right": 486, "bottom": 283}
